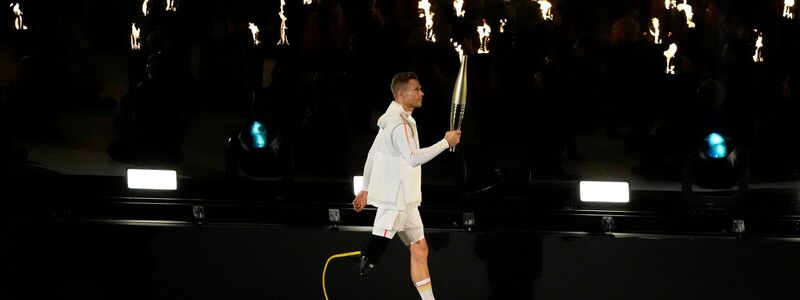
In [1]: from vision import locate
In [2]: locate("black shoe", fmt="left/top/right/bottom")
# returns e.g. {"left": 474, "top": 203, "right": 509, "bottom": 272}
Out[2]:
{"left": 357, "top": 255, "right": 375, "bottom": 277}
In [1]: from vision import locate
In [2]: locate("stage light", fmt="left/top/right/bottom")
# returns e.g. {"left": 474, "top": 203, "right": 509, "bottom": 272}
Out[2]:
{"left": 683, "top": 129, "right": 748, "bottom": 211}
{"left": 683, "top": 80, "right": 748, "bottom": 196}
{"left": 249, "top": 121, "right": 268, "bottom": 150}
{"left": 127, "top": 169, "right": 177, "bottom": 190}
{"left": 579, "top": 181, "right": 629, "bottom": 203}
{"left": 352, "top": 176, "right": 363, "bottom": 196}
{"left": 703, "top": 132, "right": 729, "bottom": 159}
{"left": 692, "top": 131, "right": 740, "bottom": 189}
{"left": 236, "top": 119, "right": 274, "bottom": 152}
{"left": 226, "top": 117, "right": 284, "bottom": 178}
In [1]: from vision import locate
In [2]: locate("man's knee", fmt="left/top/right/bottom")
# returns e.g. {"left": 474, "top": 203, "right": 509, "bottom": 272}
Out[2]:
{"left": 410, "top": 239, "right": 428, "bottom": 261}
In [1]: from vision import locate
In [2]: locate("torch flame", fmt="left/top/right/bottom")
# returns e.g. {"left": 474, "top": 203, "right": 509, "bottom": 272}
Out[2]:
{"left": 649, "top": 18, "right": 661, "bottom": 44}
{"left": 304, "top": 0, "right": 312, "bottom": 4}
{"left": 477, "top": 20, "right": 491, "bottom": 54}
{"left": 753, "top": 30, "right": 764, "bottom": 63}
{"left": 537, "top": 1, "right": 553, "bottom": 21}
{"left": 500, "top": 19, "right": 507, "bottom": 33}
{"left": 450, "top": 39, "right": 464, "bottom": 62}
{"left": 248, "top": 22, "right": 260, "bottom": 46}
{"left": 665, "top": 0, "right": 677, "bottom": 10}
{"left": 454, "top": 0, "right": 465, "bottom": 17}
{"left": 664, "top": 43, "right": 678, "bottom": 74}
{"left": 677, "top": 0, "right": 695, "bottom": 28}
{"left": 418, "top": 0, "right": 436, "bottom": 42}
{"left": 10, "top": 3, "right": 27, "bottom": 30}
{"left": 277, "top": 0, "right": 290, "bottom": 45}
{"left": 784, "top": 0, "right": 795, "bottom": 19}
{"left": 166, "top": 0, "right": 177, "bottom": 12}
{"left": 142, "top": 0, "right": 150, "bottom": 16}
{"left": 131, "top": 23, "right": 142, "bottom": 50}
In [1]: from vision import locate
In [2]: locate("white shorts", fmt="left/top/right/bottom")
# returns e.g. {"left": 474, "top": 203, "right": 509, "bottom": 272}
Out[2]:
{"left": 372, "top": 205, "right": 425, "bottom": 246}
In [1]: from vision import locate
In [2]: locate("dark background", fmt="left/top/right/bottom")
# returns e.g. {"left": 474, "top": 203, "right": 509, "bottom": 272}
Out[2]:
{"left": 1, "top": 0, "right": 798, "bottom": 186}
{"left": 2, "top": 0, "right": 800, "bottom": 299}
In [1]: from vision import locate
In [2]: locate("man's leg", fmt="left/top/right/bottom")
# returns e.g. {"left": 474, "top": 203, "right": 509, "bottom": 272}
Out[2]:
{"left": 409, "top": 238, "right": 430, "bottom": 281}
{"left": 403, "top": 206, "right": 434, "bottom": 299}
{"left": 409, "top": 239, "right": 434, "bottom": 300}
{"left": 359, "top": 208, "right": 399, "bottom": 276}
{"left": 359, "top": 230, "right": 392, "bottom": 276}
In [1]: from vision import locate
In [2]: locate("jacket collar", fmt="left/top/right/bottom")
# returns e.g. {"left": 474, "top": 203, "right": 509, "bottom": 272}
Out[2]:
{"left": 390, "top": 100, "right": 413, "bottom": 117}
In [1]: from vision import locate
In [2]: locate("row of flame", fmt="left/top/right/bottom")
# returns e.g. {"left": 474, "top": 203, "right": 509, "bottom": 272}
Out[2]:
{"left": 7, "top": 0, "right": 290, "bottom": 50}
{"left": 658, "top": 1, "right": 774, "bottom": 74}
{"left": 661, "top": 30, "right": 763, "bottom": 75}
{"left": 422, "top": 0, "right": 549, "bottom": 57}
{"left": 10, "top": 0, "right": 790, "bottom": 70}
{"left": 416, "top": 0, "right": 539, "bottom": 43}
{"left": 131, "top": 0, "right": 290, "bottom": 51}
{"left": 434, "top": 0, "right": 779, "bottom": 69}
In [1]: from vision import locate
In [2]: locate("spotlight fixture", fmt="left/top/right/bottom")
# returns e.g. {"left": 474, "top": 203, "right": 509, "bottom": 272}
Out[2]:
{"left": 682, "top": 130, "right": 748, "bottom": 211}
{"left": 693, "top": 131, "right": 739, "bottom": 190}
{"left": 226, "top": 117, "right": 285, "bottom": 178}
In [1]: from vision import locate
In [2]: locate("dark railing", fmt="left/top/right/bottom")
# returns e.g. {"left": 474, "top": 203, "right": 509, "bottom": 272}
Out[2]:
{"left": 3, "top": 174, "right": 800, "bottom": 240}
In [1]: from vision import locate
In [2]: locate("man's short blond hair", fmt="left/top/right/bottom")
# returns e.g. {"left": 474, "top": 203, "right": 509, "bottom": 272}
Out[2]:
{"left": 391, "top": 72, "right": 418, "bottom": 98}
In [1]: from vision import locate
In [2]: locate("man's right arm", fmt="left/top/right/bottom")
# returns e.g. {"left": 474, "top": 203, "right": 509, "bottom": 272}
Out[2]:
{"left": 391, "top": 124, "right": 459, "bottom": 167}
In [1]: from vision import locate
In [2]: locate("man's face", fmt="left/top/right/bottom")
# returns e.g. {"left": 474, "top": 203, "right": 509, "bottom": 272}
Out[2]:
{"left": 397, "top": 79, "right": 424, "bottom": 109}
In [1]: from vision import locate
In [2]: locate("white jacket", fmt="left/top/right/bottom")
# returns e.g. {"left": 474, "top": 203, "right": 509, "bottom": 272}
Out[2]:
{"left": 361, "top": 101, "right": 450, "bottom": 210}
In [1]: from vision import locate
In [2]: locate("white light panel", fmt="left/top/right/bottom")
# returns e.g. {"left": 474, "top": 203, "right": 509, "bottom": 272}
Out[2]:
{"left": 580, "top": 181, "right": 629, "bottom": 203}
{"left": 127, "top": 169, "right": 178, "bottom": 190}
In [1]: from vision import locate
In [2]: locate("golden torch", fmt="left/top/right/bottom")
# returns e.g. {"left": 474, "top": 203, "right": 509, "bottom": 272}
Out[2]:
{"left": 449, "top": 55, "right": 468, "bottom": 152}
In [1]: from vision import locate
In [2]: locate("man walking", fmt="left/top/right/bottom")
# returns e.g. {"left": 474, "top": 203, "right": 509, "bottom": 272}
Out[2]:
{"left": 353, "top": 72, "right": 461, "bottom": 300}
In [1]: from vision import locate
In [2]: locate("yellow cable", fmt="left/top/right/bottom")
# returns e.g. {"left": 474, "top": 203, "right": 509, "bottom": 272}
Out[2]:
{"left": 322, "top": 251, "right": 362, "bottom": 300}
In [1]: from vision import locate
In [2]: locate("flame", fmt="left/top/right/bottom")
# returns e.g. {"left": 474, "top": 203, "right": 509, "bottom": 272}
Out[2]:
{"left": 499, "top": 19, "right": 507, "bottom": 33}
{"left": 677, "top": 0, "right": 695, "bottom": 28}
{"left": 753, "top": 30, "right": 763, "bottom": 63}
{"left": 649, "top": 18, "right": 661, "bottom": 44}
{"left": 304, "top": 0, "right": 312, "bottom": 4}
{"left": 664, "top": 43, "right": 678, "bottom": 74}
{"left": 418, "top": 0, "right": 436, "bottom": 42}
{"left": 784, "top": 0, "right": 795, "bottom": 19}
{"left": 142, "top": 0, "right": 150, "bottom": 16}
{"left": 131, "top": 23, "right": 142, "bottom": 50}
{"left": 537, "top": 1, "right": 553, "bottom": 20}
{"left": 454, "top": 0, "right": 465, "bottom": 17}
{"left": 277, "top": 0, "right": 290, "bottom": 45}
{"left": 450, "top": 38, "right": 464, "bottom": 62}
{"left": 248, "top": 22, "right": 260, "bottom": 46}
{"left": 665, "top": 0, "right": 677, "bottom": 10}
{"left": 166, "top": 0, "right": 177, "bottom": 12}
{"left": 477, "top": 20, "right": 491, "bottom": 54}
{"left": 10, "top": 3, "right": 27, "bottom": 30}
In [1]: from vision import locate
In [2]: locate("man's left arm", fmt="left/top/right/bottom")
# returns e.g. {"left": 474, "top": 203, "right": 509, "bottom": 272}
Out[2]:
{"left": 354, "top": 132, "right": 381, "bottom": 212}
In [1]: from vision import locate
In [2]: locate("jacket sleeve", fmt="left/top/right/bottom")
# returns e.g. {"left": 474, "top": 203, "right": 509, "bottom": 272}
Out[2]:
{"left": 391, "top": 123, "right": 449, "bottom": 168}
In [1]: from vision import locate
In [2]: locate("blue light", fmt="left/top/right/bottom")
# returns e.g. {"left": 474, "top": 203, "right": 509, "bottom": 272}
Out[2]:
{"left": 705, "top": 132, "right": 728, "bottom": 159}
{"left": 250, "top": 121, "right": 268, "bottom": 149}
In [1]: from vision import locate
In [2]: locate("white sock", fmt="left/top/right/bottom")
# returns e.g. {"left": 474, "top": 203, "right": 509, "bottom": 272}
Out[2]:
{"left": 414, "top": 278, "right": 435, "bottom": 300}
